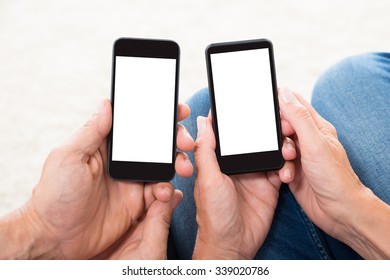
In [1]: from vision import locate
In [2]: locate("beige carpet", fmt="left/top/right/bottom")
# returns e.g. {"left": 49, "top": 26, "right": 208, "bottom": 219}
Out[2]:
{"left": 0, "top": 0, "right": 389, "bottom": 215}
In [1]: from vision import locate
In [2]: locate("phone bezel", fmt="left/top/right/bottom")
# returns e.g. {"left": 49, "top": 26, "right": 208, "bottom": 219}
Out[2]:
{"left": 108, "top": 38, "right": 180, "bottom": 181}
{"left": 205, "top": 39, "right": 284, "bottom": 174}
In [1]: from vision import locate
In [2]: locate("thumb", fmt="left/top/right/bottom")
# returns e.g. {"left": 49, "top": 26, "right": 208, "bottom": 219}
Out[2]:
{"left": 278, "top": 87, "right": 322, "bottom": 149}
{"left": 194, "top": 116, "right": 221, "bottom": 180}
{"left": 140, "top": 190, "right": 183, "bottom": 258}
{"left": 68, "top": 99, "right": 112, "bottom": 156}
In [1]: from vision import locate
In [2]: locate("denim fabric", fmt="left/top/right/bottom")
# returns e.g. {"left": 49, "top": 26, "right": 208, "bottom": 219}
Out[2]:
{"left": 168, "top": 53, "right": 389, "bottom": 259}
{"left": 311, "top": 53, "right": 390, "bottom": 259}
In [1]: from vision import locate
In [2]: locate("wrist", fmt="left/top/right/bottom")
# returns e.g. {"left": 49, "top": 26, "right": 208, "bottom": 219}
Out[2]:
{"left": 192, "top": 232, "right": 246, "bottom": 260}
{"left": 339, "top": 185, "right": 390, "bottom": 259}
{"left": 0, "top": 201, "right": 60, "bottom": 259}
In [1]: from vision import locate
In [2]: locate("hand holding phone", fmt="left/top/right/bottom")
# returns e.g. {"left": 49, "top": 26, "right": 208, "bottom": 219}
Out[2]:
{"left": 205, "top": 39, "right": 284, "bottom": 174}
{"left": 193, "top": 112, "right": 297, "bottom": 259}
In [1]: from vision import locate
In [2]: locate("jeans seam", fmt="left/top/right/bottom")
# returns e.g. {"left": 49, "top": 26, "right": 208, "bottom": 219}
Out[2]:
{"left": 295, "top": 204, "right": 330, "bottom": 260}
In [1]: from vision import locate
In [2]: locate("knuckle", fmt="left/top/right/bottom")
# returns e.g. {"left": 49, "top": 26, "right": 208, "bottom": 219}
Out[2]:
{"left": 194, "top": 139, "right": 203, "bottom": 154}
{"left": 293, "top": 103, "right": 312, "bottom": 120}
{"left": 328, "top": 123, "right": 338, "bottom": 137}
{"left": 320, "top": 121, "right": 338, "bottom": 138}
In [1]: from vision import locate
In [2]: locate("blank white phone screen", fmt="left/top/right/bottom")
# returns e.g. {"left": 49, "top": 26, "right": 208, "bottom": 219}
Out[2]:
{"left": 211, "top": 48, "right": 278, "bottom": 156}
{"left": 112, "top": 56, "right": 176, "bottom": 163}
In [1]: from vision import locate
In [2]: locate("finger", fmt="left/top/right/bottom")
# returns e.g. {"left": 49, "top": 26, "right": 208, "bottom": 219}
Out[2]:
{"left": 282, "top": 137, "right": 296, "bottom": 161}
{"left": 293, "top": 93, "right": 338, "bottom": 138}
{"left": 140, "top": 190, "right": 183, "bottom": 257}
{"left": 144, "top": 182, "right": 174, "bottom": 210}
{"left": 279, "top": 160, "right": 295, "bottom": 184}
{"left": 152, "top": 182, "right": 174, "bottom": 203}
{"left": 68, "top": 99, "right": 112, "bottom": 157}
{"left": 175, "top": 152, "right": 194, "bottom": 178}
{"left": 110, "top": 181, "right": 145, "bottom": 222}
{"left": 281, "top": 119, "right": 295, "bottom": 137}
{"left": 176, "top": 124, "right": 195, "bottom": 152}
{"left": 278, "top": 87, "right": 323, "bottom": 150}
{"left": 178, "top": 103, "right": 190, "bottom": 122}
{"left": 194, "top": 116, "right": 221, "bottom": 181}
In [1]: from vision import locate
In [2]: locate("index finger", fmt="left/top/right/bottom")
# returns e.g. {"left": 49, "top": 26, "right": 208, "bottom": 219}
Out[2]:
{"left": 293, "top": 91, "right": 337, "bottom": 138}
{"left": 278, "top": 87, "right": 323, "bottom": 149}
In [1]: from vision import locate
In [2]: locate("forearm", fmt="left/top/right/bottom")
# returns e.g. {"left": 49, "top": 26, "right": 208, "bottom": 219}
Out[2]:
{"left": 343, "top": 187, "right": 390, "bottom": 259}
{"left": 0, "top": 202, "right": 59, "bottom": 259}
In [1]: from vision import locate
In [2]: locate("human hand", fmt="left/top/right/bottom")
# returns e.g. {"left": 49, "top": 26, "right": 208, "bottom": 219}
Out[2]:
{"left": 277, "top": 87, "right": 379, "bottom": 249}
{"left": 192, "top": 114, "right": 296, "bottom": 259}
{"left": 92, "top": 182, "right": 183, "bottom": 260}
{"left": 13, "top": 99, "right": 194, "bottom": 259}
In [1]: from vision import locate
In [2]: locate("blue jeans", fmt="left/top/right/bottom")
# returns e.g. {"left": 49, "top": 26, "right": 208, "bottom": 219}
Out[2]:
{"left": 168, "top": 53, "right": 390, "bottom": 259}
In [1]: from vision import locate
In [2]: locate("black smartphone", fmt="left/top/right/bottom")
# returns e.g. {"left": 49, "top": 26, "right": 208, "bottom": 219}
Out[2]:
{"left": 205, "top": 39, "right": 284, "bottom": 174}
{"left": 108, "top": 38, "right": 180, "bottom": 181}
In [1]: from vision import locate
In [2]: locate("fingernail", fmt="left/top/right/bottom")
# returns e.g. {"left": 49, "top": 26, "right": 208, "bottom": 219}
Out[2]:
{"left": 284, "top": 168, "right": 292, "bottom": 178}
{"left": 162, "top": 186, "right": 173, "bottom": 198}
{"left": 280, "top": 88, "right": 297, "bottom": 104}
{"left": 286, "top": 140, "right": 295, "bottom": 151}
{"left": 197, "top": 116, "right": 207, "bottom": 138}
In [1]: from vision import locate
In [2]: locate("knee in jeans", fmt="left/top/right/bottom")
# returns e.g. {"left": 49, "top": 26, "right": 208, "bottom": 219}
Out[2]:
{"left": 312, "top": 53, "right": 382, "bottom": 102}
{"left": 185, "top": 88, "right": 210, "bottom": 117}
{"left": 186, "top": 88, "right": 209, "bottom": 106}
